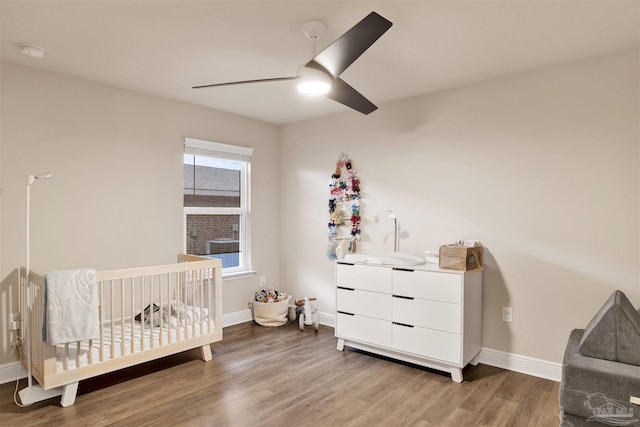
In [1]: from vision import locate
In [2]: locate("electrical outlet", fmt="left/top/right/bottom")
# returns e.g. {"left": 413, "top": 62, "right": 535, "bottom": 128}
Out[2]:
{"left": 9, "top": 313, "right": 20, "bottom": 330}
{"left": 502, "top": 307, "right": 513, "bottom": 323}
{"left": 260, "top": 276, "right": 266, "bottom": 286}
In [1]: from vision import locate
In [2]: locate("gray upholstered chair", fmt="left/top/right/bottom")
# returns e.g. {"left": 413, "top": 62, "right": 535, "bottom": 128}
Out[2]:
{"left": 560, "top": 290, "right": 640, "bottom": 426}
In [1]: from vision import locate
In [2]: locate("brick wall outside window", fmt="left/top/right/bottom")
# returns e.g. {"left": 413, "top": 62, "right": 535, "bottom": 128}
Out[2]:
{"left": 186, "top": 213, "right": 240, "bottom": 255}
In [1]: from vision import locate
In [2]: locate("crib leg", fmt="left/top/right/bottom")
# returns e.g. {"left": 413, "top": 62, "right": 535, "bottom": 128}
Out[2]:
{"left": 60, "top": 382, "right": 78, "bottom": 407}
{"left": 200, "top": 344, "right": 213, "bottom": 362}
{"left": 18, "top": 384, "right": 62, "bottom": 405}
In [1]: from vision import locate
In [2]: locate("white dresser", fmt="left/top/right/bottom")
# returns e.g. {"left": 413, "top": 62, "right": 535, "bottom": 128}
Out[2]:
{"left": 335, "top": 261, "right": 482, "bottom": 382}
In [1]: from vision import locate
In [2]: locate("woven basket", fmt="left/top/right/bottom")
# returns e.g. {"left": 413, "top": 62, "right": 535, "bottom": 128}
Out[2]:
{"left": 252, "top": 296, "right": 291, "bottom": 327}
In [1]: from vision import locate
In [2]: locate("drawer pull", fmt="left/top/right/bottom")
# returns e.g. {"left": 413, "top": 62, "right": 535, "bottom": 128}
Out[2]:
{"left": 337, "top": 286, "right": 355, "bottom": 291}
{"left": 393, "top": 267, "right": 415, "bottom": 272}
{"left": 393, "top": 322, "right": 414, "bottom": 328}
{"left": 337, "top": 311, "right": 355, "bottom": 316}
{"left": 392, "top": 294, "right": 414, "bottom": 300}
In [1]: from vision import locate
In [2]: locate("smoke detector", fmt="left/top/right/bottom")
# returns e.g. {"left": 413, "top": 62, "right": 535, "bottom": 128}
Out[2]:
{"left": 20, "top": 43, "right": 46, "bottom": 58}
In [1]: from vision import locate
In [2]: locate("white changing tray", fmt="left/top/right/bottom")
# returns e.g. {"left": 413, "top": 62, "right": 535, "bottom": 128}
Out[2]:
{"left": 343, "top": 252, "right": 426, "bottom": 266}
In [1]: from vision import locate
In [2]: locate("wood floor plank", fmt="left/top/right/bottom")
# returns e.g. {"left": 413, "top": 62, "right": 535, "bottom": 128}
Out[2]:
{"left": 459, "top": 366, "right": 509, "bottom": 414}
{"left": 0, "top": 321, "right": 560, "bottom": 426}
{"left": 475, "top": 396, "right": 521, "bottom": 426}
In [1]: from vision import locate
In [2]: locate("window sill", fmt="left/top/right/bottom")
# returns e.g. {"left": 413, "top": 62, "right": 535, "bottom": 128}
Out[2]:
{"left": 222, "top": 270, "right": 256, "bottom": 282}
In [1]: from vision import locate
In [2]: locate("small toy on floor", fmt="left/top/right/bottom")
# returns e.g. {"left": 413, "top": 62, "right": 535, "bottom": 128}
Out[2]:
{"left": 295, "top": 297, "right": 319, "bottom": 332}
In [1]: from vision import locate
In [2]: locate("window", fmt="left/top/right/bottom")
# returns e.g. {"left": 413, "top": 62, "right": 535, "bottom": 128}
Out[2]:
{"left": 184, "top": 138, "right": 253, "bottom": 278}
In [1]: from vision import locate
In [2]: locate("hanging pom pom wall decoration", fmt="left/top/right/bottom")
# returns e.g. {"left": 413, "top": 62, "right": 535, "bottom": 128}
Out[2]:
{"left": 327, "top": 153, "right": 362, "bottom": 260}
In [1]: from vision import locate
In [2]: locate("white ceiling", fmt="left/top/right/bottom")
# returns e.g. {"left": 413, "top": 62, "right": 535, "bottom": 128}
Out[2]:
{"left": 2, "top": 0, "right": 638, "bottom": 125}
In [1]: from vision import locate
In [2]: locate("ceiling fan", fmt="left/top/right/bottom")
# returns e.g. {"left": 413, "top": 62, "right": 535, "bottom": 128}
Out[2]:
{"left": 193, "top": 12, "right": 393, "bottom": 115}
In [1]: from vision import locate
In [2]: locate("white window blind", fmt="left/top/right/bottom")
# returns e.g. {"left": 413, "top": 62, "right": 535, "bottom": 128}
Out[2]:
{"left": 185, "top": 138, "right": 253, "bottom": 162}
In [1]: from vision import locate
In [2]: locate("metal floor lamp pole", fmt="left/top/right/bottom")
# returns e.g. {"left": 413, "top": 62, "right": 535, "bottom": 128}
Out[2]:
{"left": 18, "top": 172, "right": 61, "bottom": 405}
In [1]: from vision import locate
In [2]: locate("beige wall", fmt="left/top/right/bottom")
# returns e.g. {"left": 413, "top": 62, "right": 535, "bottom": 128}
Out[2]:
{"left": 1, "top": 49, "right": 637, "bottom": 369}
{"left": 0, "top": 62, "right": 281, "bottom": 365}
{"left": 280, "top": 50, "right": 639, "bottom": 363}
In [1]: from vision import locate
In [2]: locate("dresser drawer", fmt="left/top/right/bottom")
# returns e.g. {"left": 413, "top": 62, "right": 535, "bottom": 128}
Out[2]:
{"left": 337, "top": 288, "right": 392, "bottom": 320}
{"left": 337, "top": 263, "right": 392, "bottom": 293}
{"left": 392, "top": 323, "right": 461, "bottom": 364}
{"left": 392, "top": 297, "right": 461, "bottom": 334}
{"left": 393, "top": 269, "right": 462, "bottom": 303}
{"left": 336, "top": 312, "right": 392, "bottom": 348}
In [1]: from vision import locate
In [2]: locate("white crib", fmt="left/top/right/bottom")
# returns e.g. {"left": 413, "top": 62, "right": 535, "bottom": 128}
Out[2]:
{"left": 18, "top": 254, "right": 223, "bottom": 407}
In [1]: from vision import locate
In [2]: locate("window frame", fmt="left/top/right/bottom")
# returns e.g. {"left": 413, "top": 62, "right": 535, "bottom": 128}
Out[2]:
{"left": 183, "top": 137, "right": 255, "bottom": 280}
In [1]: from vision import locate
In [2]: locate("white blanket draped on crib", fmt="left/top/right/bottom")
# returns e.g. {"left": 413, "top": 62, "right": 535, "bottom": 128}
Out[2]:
{"left": 44, "top": 269, "right": 99, "bottom": 345}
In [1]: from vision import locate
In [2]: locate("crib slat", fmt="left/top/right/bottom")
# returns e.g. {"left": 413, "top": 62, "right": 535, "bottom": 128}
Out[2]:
{"left": 147, "top": 275, "right": 152, "bottom": 349}
{"left": 99, "top": 283, "right": 104, "bottom": 362}
{"left": 198, "top": 270, "right": 203, "bottom": 334}
{"left": 202, "top": 269, "right": 207, "bottom": 333}
{"left": 120, "top": 278, "right": 125, "bottom": 358}
{"left": 168, "top": 272, "right": 173, "bottom": 344}
{"left": 150, "top": 276, "right": 154, "bottom": 349}
{"left": 187, "top": 272, "right": 191, "bottom": 339}
{"left": 158, "top": 274, "right": 164, "bottom": 346}
{"left": 140, "top": 276, "right": 144, "bottom": 352}
{"left": 210, "top": 267, "right": 215, "bottom": 333}
{"left": 204, "top": 268, "right": 208, "bottom": 333}
{"left": 181, "top": 271, "right": 186, "bottom": 341}
{"left": 176, "top": 273, "right": 180, "bottom": 338}
{"left": 192, "top": 270, "right": 202, "bottom": 337}
{"left": 185, "top": 271, "right": 189, "bottom": 340}
{"left": 110, "top": 280, "right": 115, "bottom": 360}
{"left": 208, "top": 268, "right": 212, "bottom": 332}
{"left": 205, "top": 268, "right": 210, "bottom": 333}
{"left": 64, "top": 343, "right": 69, "bottom": 371}
{"left": 76, "top": 342, "right": 81, "bottom": 368}
{"left": 130, "top": 278, "right": 135, "bottom": 355}
{"left": 176, "top": 272, "right": 181, "bottom": 342}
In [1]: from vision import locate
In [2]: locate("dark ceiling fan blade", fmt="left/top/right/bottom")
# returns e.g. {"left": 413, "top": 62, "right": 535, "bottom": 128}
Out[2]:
{"left": 306, "top": 11, "right": 392, "bottom": 78}
{"left": 327, "top": 77, "right": 377, "bottom": 115}
{"left": 193, "top": 76, "right": 298, "bottom": 89}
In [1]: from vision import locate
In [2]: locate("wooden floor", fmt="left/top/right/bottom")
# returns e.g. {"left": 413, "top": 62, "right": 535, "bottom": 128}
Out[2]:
{"left": 0, "top": 321, "right": 560, "bottom": 426}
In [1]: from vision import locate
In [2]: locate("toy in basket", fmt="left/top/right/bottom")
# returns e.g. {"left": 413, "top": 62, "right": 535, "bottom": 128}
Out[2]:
{"left": 252, "top": 288, "right": 291, "bottom": 327}
{"left": 295, "top": 297, "right": 319, "bottom": 332}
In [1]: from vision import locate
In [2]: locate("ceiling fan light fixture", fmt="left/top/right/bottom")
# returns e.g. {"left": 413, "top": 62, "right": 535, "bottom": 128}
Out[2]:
{"left": 297, "top": 79, "right": 331, "bottom": 95}
{"left": 297, "top": 66, "right": 332, "bottom": 95}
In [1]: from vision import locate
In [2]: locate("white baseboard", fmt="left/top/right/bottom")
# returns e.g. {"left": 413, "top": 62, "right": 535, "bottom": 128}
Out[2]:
{"left": 317, "top": 311, "right": 335, "bottom": 327}
{"left": 478, "top": 347, "right": 562, "bottom": 382}
{"left": 222, "top": 309, "right": 253, "bottom": 328}
{"left": 222, "top": 309, "right": 336, "bottom": 329}
{"left": 0, "top": 361, "right": 26, "bottom": 385}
